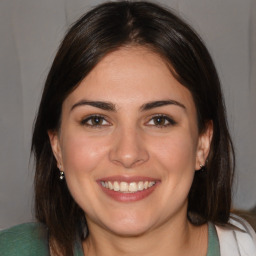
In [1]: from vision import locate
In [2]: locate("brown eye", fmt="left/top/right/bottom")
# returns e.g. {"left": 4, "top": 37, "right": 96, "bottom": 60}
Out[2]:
{"left": 81, "top": 115, "right": 110, "bottom": 127}
{"left": 147, "top": 115, "right": 176, "bottom": 127}
{"left": 153, "top": 116, "right": 167, "bottom": 126}
{"left": 90, "top": 116, "right": 104, "bottom": 125}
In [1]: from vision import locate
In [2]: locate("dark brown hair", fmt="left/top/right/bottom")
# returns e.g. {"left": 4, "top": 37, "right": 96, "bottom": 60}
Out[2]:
{"left": 32, "top": 1, "right": 234, "bottom": 255}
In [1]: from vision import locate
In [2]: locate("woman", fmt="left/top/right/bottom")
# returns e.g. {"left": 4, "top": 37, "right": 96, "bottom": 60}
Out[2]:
{"left": 0, "top": 1, "right": 255, "bottom": 255}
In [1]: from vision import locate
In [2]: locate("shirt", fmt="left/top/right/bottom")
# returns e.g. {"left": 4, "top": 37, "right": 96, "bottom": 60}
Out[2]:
{"left": 3, "top": 217, "right": 255, "bottom": 256}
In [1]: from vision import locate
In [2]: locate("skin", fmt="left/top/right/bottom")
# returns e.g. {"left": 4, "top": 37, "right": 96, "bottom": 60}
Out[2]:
{"left": 49, "top": 47, "right": 213, "bottom": 256}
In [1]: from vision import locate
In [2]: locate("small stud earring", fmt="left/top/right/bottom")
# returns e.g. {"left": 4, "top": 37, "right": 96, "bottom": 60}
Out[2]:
{"left": 199, "top": 164, "right": 206, "bottom": 172}
{"left": 58, "top": 163, "right": 64, "bottom": 180}
{"left": 59, "top": 171, "right": 64, "bottom": 180}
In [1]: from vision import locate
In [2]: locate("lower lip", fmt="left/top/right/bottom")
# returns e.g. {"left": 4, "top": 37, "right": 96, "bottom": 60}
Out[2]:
{"left": 98, "top": 182, "right": 159, "bottom": 202}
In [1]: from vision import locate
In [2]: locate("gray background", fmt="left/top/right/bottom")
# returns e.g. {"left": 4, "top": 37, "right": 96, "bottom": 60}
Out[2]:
{"left": 1, "top": 0, "right": 256, "bottom": 229}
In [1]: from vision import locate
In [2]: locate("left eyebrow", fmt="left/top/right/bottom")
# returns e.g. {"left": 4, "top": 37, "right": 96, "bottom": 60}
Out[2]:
{"left": 140, "top": 100, "right": 186, "bottom": 111}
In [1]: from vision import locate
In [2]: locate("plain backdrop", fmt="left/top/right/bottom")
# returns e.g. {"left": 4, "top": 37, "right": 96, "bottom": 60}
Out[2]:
{"left": 0, "top": 0, "right": 256, "bottom": 229}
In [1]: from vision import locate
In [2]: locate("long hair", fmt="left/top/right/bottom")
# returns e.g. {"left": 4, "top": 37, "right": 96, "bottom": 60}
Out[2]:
{"left": 32, "top": 1, "right": 234, "bottom": 255}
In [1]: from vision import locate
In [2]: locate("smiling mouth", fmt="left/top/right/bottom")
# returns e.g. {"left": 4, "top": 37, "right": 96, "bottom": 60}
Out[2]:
{"left": 100, "top": 181, "right": 156, "bottom": 193}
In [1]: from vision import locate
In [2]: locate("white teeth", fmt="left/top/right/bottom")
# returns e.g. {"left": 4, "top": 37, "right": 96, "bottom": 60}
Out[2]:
{"left": 148, "top": 181, "right": 155, "bottom": 187}
{"left": 138, "top": 181, "right": 144, "bottom": 191}
{"left": 113, "top": 181, "right": 119, "bottom": 191}
{"left": 108, "top": 181, "right": 113, "bottom": 190}
{"left": 128, "top": 182, "right": 137, "bottom": 192}
{"left": 101, "top": 180, "right": 156, "bottom": 193}
{"left": 120, "top": 182, "right": 129, "bottom": 192}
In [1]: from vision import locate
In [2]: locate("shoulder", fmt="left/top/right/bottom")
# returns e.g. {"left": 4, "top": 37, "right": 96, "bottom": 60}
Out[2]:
{"left": 0, "top": 222, "right": 49, "bottom": 256}
{"left": 215, "top": 214, "right": 256, "bottom": 256}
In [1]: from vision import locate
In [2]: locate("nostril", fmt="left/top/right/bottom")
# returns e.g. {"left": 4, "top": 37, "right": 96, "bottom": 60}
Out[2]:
{"left": 109, "top": 148, "right": 149, "bottom": 168}
{"left": 108, "top": 129, "right": 150, "bottom": 168}
{"left": 110, "top": 158, "right": 146, "bottom": 168}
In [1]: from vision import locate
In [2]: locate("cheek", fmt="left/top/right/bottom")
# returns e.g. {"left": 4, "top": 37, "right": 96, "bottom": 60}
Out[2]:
{"left": 61, "top": 133, "right": 108, "bottom": 175}
{"left": 151, "top": 130, "right": 198, "bottom": 171}
{"left": 154, "top": 132, "right": 197, "bottom": 205}
{"left": 151, "top": 129, "right": 197, "bottom": 198}
{"left": 59, "top": 133, "right": 109, "bottom": 211}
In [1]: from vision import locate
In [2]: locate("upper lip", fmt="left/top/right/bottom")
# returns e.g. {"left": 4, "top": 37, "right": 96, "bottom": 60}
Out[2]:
{"left": 97, "top": 175, "right": 160, "bottom": 183}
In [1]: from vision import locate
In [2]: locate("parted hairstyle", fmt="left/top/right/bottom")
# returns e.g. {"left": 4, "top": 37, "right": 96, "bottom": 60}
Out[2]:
{"left": 32, "top": 1, "right": 234, "bottom": 255}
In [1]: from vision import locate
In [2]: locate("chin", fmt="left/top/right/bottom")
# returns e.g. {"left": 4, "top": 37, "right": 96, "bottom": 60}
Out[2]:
{"left": 99, "top": 211, "right": 155, "bottom": 237}
{"left": 107, "top": 222, "right": 152, "bottom": 237}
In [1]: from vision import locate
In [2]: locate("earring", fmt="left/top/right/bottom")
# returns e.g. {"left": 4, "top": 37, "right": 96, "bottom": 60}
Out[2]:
{"left": 58, "top": 163, "right": 64, "bottom": 180}
{"left": 199, "top": 164, "right": 206, "bottom": 172}
{"left": 59, "top": 171, "right": 65, "bottom": 180}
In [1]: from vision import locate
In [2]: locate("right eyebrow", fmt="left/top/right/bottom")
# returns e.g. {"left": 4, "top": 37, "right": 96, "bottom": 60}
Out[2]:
{"left": 70, "top": 100, "right": 117, "bottom": 112}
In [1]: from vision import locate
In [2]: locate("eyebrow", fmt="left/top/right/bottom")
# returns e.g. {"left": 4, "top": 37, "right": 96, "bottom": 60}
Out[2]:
{"left": 70, "top": 99, "right": 186, "bottom": 112}
{"left": 71, "top": 100, "right": 116, "bottom": 112}
{"left": 140, "top": 100, "right": 186, "bottom": 111}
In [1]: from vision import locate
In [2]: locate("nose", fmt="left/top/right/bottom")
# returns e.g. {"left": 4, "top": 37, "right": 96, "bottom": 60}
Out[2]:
{"left": 109, "top": 126, "right": 149, "bottom": 168}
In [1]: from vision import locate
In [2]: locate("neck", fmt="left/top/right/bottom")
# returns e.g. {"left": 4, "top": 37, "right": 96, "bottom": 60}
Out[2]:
{"left": 82, "top": 215, "right": 208, "bottom": 256}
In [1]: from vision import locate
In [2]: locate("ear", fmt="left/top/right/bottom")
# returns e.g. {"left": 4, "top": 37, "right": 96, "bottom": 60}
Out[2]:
{"left": 48, "top": 130, "right": 63, "bottom": 171}
{"left": 195, "top": 121, "right": 213, "bottom": 171}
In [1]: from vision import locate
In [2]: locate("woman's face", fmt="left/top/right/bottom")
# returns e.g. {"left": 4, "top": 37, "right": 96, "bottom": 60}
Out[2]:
{"left": 49, "top": 47, "right": 212, "bottom": 236}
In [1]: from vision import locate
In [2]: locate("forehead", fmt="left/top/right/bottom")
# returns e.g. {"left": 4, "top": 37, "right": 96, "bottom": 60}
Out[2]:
{"left": 64, "top": 46, "right": 195, "bottom": 111}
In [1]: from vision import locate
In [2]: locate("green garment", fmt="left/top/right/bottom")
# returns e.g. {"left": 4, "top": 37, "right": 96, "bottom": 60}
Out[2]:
{"left": 0, "top": 222, "right": 220, "bottom": 255}
{"left": 0, "top": 223, "right": 50, "bottom": 256}
{"left": 207, "top": 222, "right": 220, "bottom": 256}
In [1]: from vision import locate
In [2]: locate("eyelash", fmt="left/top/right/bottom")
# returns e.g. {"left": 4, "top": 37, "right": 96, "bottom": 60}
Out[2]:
{"left": 80, "top": 114, "right": 176, "bottom": 128}
{"left": 80, "top": 115, "right": 110, "bottom": 128}
{"left": 146, "top": 114, "right": 177, "bottom": 128}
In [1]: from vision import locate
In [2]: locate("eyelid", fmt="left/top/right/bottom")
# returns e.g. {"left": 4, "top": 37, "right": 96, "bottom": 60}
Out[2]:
{"left": 80, "top": 114, "right": 112, "bottom": 127}
{"left": 145, "top": 114, "right": 177, "bottom": 127}
{"left": 79, "top": 114, "right": 176, "bottom": 128}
